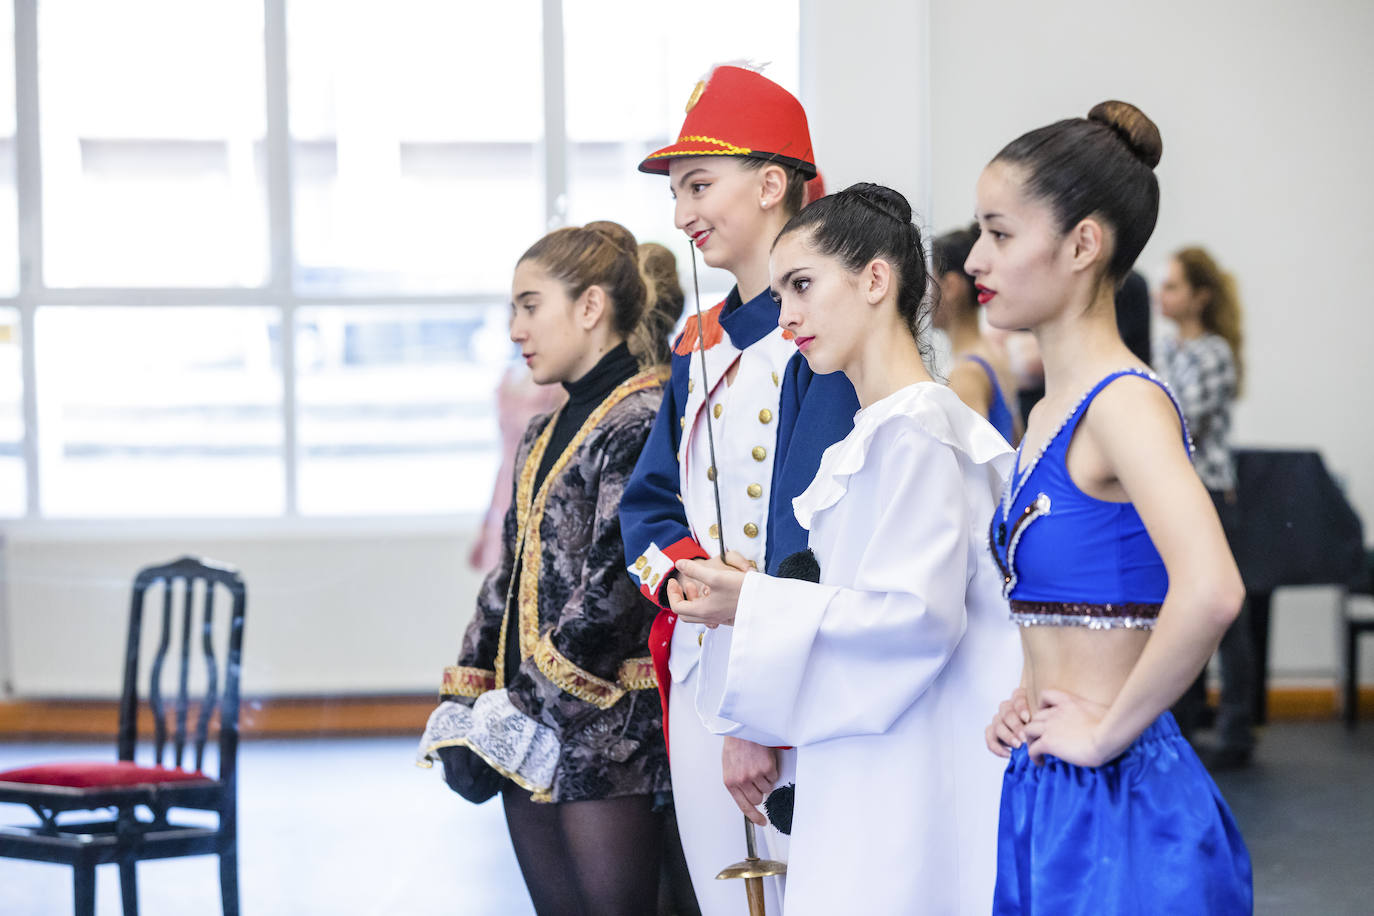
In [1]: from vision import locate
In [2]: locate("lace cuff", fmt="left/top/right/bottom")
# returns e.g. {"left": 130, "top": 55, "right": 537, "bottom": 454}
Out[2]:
{"left": 415, "top": 688, "right": 561, "bottom": 798}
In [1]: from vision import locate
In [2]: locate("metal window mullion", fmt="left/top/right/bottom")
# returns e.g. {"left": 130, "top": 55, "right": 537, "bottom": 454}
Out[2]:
{"left": 14, "top": 0, "right": 42, "bottom": 518}
{"left": 263, "top": 0, "right": 297, "bottom": 516}
{"left": 541, "top": 0, "right": 567, "bottom": 231}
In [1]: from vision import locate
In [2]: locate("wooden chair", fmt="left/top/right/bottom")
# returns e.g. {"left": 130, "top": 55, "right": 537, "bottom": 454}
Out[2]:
{"left": 0, "top": 556, "right": 246, "bottom": 915}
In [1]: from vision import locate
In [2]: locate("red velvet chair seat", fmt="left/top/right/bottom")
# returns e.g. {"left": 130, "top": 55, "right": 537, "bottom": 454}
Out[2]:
{"left": 0, "top": 761, "right": 212, "bottom": 789}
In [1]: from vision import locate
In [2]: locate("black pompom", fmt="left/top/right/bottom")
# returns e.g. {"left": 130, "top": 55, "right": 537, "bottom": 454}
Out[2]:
{"left": 763, "top": 783, "right": 795, "bottom": 835}
{"left": 776, "top": 549, "right": 821, "bottom": 583}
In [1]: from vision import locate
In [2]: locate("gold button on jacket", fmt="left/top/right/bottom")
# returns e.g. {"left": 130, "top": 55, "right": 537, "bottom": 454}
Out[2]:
{"left": 713, "top": 403, "right": 723, "bottom": 419}
{"left": 706, "top": 465, "right": 716, "bottom": 482}
{"left": 743, "top": 523, "right": 759, "bottom": 538}
{"left": 747, "top": 483, "right": 763, "bottom": 499}
{"left": 758, "top": 408, "right": 773, "bottom": 424}
{"left": 752, "top": 446, "right": 767, "bottom": 462}
{"left": 708, "top": 523, "right": 719, "bottom": 541}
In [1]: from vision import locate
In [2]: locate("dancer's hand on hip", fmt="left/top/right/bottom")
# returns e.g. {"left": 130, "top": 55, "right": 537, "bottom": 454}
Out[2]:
{"left": 985, "top": 687, "right": 1032, "bottom": 758}
{"left": 1023, "top": 688, "right": 1114, "bottom": 767}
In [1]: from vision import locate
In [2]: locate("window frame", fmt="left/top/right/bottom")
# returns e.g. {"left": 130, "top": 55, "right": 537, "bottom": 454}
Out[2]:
{"left": 1, "top": 0, "right": 571, "bottom": 527}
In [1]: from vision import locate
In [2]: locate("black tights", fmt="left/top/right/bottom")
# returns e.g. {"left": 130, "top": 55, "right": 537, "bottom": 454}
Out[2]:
{"left": 502, "top": 785, "right": 665, "bottom": 916}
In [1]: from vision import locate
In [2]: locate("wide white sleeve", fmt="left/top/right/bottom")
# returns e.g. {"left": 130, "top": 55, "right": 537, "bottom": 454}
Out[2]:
{"left": 699, "top": 428, "right": 972, "bottom": 747}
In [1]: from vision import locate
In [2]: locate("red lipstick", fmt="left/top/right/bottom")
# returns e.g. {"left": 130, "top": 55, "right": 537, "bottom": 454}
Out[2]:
{"left": 976, "top": 284, "right": 996, "bottom": 305}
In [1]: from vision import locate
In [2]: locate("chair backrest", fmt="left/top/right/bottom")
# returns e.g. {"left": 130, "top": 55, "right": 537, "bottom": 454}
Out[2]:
{"left": 118, "top": 557, "right": 246, "bottom": 784}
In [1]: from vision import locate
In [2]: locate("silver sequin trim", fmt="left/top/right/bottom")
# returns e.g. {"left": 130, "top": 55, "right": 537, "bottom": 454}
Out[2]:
{"left": 1009, "top": 599, "right": 1162, "bottom": 630}
{"left": 1000, "top": 493, "right": 1051, "bottom": 598}
{"left": 1011, "top": 611, "right": 1158, "bottom": 631}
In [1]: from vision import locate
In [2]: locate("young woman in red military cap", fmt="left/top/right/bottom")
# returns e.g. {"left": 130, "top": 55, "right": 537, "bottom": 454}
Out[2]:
{"left": 619, "top": 64, "right": 860, "bottom": 914}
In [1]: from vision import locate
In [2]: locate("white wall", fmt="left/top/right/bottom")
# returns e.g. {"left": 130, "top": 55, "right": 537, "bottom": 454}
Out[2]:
{"left": 801, "top": 0, "right": 932, "bottom": 227}
{"left": 0, "top": 527, "right": 484, "bottom": 698}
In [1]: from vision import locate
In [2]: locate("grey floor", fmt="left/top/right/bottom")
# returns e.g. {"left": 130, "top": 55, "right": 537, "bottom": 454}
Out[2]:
{"left": 1, "top": 722, "right": 1371, "bottom": 915}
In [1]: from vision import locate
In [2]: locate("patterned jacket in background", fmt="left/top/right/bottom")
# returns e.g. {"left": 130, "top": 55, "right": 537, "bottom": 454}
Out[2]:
{"left": 422, "top": 372, "right": 670, "bottom": 804}
{"left": 1159, "top": 332, "right": 1237, "bottom": 492}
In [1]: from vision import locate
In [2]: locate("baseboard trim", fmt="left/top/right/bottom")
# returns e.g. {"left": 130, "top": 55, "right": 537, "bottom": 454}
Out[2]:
{"left": 0, "top": 695, "right": 436, "bottom": 739}
{"left": 2, "top": 687, "right": 1372, "bottom": 740}
{"left": 1258, "top": 685, "right": 1374, "bottom": 721}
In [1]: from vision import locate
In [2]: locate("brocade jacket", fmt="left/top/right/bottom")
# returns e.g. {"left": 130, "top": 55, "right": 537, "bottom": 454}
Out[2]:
{"left": 419, "top": 370, "right": 670, "bottom": 803}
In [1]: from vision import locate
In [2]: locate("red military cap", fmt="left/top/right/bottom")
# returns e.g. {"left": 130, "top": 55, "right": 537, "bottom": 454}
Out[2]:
{"left": 639, "top": 65, "right": 817, "bottom": 179}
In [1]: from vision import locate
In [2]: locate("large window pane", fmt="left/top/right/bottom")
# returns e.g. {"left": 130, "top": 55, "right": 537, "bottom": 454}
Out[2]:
{"left": 563, "top": 1, "right": 800, "bottom": 298}
{"left": 288, "top": 0, "right": 543, "bottom": 295}
{"left": 39, "top": 1, "right": 268, "bottom": 287}
{"left": 0, "top": 3, "right": 16, "bottom": 295}
{"left": 296, "top": 304, "right": 509, "bottom": 515}
{"left": 36, "top": 307, "right": 283, "bottom": 516}
{"left": 0, "top": 309, "right": 22, "bottom": 516}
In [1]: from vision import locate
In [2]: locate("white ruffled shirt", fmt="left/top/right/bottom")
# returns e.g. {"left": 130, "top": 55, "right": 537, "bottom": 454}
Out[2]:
{"left": 696, "top": 381, "right": 1022, "bottom": 915}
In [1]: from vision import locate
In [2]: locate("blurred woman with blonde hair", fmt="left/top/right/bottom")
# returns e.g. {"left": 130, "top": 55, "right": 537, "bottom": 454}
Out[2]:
{"left": 1160, "top": 245, "right": 1255, "bottom": 769}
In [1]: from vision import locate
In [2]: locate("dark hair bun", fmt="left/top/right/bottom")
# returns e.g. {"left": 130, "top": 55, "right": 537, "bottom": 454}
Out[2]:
{"left": 848, "top": 181, "right": 914, "bottom": 225}
{"left": 1088, "top": 101, "right": 1162, "bottom": 169}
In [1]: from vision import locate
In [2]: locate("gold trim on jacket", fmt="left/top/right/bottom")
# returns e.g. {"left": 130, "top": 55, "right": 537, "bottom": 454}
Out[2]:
{"left": 533, "top": 632, "right": 658, "bottom": 709}
{"left": 495, "top": 370, "right": 663, "bottom": 691}
{"left": 439, "top": 666, "right": 496, "bottom": 698}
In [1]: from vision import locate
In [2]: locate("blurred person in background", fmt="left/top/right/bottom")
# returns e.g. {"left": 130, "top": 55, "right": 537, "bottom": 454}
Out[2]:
{"left": 932, "top": 223, "right": 1023, "bottom": 445}
{"left": 1161, "top": 245, "right": 1254, "bottom": 770}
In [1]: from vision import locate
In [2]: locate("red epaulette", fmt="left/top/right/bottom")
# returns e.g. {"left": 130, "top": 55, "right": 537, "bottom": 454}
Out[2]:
{"left": 673, "top": 302, "right": 726, "bottom": 356}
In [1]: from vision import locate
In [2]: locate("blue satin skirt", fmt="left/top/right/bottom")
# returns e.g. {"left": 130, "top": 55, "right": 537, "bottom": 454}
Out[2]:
{"left": 993, "top": 713, "right": 1252, "bottom": 915}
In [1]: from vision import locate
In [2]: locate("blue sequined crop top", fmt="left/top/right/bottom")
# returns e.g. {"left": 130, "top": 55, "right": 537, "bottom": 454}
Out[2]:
{"left": 987, "top": 369, "right": 1191, "bottom": 629}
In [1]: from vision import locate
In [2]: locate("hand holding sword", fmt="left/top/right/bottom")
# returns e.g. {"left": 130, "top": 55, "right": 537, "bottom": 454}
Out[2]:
{"left": 667, "top": 550, "right": 752, "bottom": 628}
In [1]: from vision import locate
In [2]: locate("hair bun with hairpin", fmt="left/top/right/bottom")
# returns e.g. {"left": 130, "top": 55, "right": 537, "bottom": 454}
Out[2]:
{"left": 584, "top": 220, "right": 639, "bottom": 259}
{"left": 846, "top": 182, "right": 914, "bottom": 227}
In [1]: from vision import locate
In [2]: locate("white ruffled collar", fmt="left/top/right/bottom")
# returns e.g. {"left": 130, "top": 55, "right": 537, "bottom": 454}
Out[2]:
{"left": 792, "top": 382, "right": 1015, "bottom": 530}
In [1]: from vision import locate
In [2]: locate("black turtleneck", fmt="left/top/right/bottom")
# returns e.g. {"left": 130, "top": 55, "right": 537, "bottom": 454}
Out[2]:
{"left": 532, "top": 341, "right": 639, "bottom": 492}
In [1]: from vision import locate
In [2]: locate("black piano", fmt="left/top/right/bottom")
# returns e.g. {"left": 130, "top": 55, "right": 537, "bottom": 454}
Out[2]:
{"left": 1229, "top": 448, "right": 1366, "bottom": 722}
